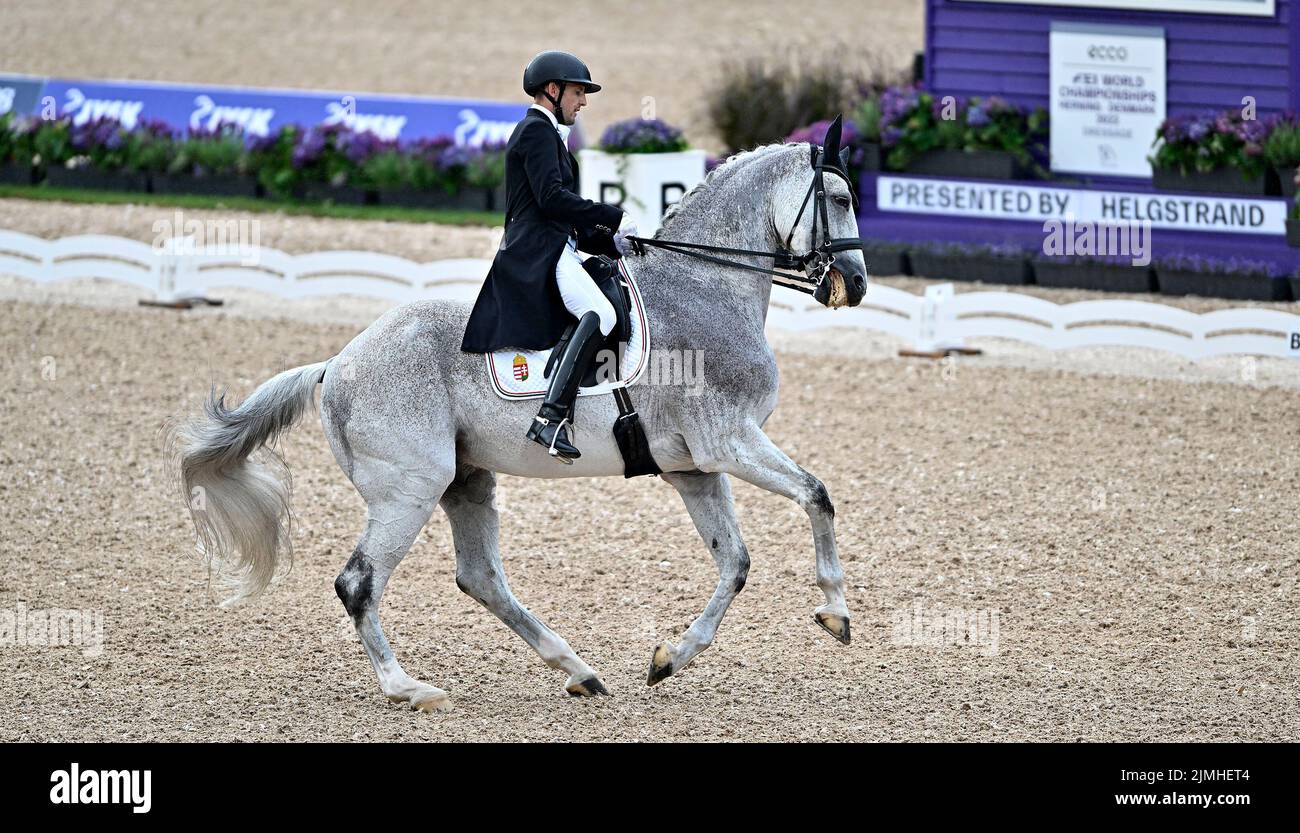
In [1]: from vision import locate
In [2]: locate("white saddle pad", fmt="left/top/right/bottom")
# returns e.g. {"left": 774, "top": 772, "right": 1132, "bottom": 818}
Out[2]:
{"left": 486, "top": 260, "right": 650, "bottom": 400}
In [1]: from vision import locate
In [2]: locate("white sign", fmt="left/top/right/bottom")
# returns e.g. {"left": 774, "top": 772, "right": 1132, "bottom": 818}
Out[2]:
{"left": 1050, "top": 23, "right": 1166, "bottom": 178}
{"left": 958, "top": 0, "right": 1274, "bottom": 17}
{"left": 577, "top": 149, "right": 707, "bottom": 235}
{"left": 877, "top": 175, "right": 1288, "bottom": 235}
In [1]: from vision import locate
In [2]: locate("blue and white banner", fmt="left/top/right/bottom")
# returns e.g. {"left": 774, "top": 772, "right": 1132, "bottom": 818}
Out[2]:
{"left": 0, "top": 73, "right": 562, "bottom": 146}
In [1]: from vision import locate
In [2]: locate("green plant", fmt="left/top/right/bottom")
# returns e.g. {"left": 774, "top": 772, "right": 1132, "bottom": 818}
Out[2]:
{"left": 359, "top": 149, "right": 412, "bottom": 190}
{"left": 0, "top": 113, "right": 15, "bottom": 163}
{"left": 168, "top": 125, "right": 247, "bottom": 177}
{"left": 853, "top": 97, "right": 882, "bottom": 144}
{"left": 247, "top": 126, "right": 300, "bottom": 198}
{"left": 32, "top": 118, "right": 74, "bottom": 171}
{"left": 879, "top": 88, "right": 1047, "bottom": 173}
{"left": 1149, "top": 111, "right": 1271, "bottom": 180}
{"left": 1264, "top": 119, "right": 1300, "bottom": 169}
{"left": 465, "top": 144, "right": 506, "bottom": 189}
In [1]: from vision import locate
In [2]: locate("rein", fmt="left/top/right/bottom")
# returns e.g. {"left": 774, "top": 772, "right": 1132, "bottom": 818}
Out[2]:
{"left": 625, "top": 144, "right": 864, "bottom": 298}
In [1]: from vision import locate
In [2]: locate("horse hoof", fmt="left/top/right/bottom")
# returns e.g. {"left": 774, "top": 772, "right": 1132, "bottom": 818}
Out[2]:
{"left": 566, "top": 675, "right": 611, "bottom": 697}
{"left": 814, "top": 611, "right": 851, "bottom": 645}
{"left": 411, "top": 691, "right": 454, "bottom": 714}
{"left": 647, "top": 642, "right": 676, "bottom": 686}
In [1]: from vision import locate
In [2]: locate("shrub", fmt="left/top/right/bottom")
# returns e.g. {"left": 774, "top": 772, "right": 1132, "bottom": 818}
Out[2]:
{"left": 708, "top": 56, "right": 879, "bottom": 153}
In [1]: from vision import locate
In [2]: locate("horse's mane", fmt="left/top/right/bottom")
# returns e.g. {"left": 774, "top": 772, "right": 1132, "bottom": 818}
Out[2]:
{"left": 654, "top": 142, "right": 795, "bottom": 238}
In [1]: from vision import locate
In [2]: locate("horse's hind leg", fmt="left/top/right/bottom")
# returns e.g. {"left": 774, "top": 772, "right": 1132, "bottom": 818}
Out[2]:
{"left": 441, "top": 464, "right": 609, "bottom": 697}
{"left": 646, "top": 470, "right": 751, "bottom": 686}
{"left": 335, "top": 462, "right": 456, "bottom": 713}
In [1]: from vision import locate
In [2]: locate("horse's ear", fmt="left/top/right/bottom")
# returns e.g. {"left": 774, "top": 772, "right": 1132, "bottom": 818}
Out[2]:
{"left": 822, "top": 114, "right": 844, "bottom": 164}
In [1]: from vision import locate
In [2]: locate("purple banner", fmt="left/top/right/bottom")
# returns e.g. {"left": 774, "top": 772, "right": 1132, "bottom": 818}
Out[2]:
{"left": 1, "top": 74, "right": 563, "bottom": 146}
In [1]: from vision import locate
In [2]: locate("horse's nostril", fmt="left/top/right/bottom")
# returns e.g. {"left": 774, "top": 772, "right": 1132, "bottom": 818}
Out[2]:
{"left": 853, "top": 274, "right": 865, "bottom": 292}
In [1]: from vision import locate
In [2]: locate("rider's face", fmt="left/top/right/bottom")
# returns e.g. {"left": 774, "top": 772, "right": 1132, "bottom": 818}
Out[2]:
{"left": 551, "top": 82, "right": 587, "bottom": 125}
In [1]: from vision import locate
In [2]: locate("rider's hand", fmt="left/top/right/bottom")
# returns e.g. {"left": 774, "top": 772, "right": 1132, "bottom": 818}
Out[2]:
{"left": 614, "top": 213, "right": 638, "bottom": 256}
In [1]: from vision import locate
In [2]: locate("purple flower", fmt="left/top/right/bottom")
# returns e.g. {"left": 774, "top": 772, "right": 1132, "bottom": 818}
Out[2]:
{"left": 599, "top": 118, "right": 688, "bottom": 153}
{"left": 966, "top": 105, "right": 990, "bottom": 128}
{"left": 292, "top": 126, "right": 328, "bottom": 168}
{"left": 785, "top": 118, "right": 859, "bottom": 147}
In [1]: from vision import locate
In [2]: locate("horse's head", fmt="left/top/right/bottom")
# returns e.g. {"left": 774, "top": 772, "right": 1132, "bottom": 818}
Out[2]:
{"left": 770, "top": 115, "right": 868, "bottom": 308}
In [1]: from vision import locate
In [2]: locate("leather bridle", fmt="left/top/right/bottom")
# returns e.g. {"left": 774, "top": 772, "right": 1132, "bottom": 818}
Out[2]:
{"left": 626, "top": 143, "right": 865, "bottom": 299}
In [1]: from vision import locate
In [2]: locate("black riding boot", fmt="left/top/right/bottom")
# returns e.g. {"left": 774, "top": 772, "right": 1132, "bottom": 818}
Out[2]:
{"left": 526, "top": 311, "right": 605, "bottom": 463}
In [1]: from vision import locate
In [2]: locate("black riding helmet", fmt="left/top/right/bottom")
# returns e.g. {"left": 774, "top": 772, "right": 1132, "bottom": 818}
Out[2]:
{"left": 523, "top": 51, "right": 600, "bottom": 120}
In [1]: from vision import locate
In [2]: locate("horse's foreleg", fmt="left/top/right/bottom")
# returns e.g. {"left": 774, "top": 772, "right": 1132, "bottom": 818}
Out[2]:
{"left": 441, "top": 465, "right": 610, "bottom": 697}
{"left": 702, "top": 427, "right": 851, "bottom": 645}
{"left": 336, "top": 476, "right": 452, "bottom": 713}
{"left": 647, "top": 470, "right": 750, "bottom": 686}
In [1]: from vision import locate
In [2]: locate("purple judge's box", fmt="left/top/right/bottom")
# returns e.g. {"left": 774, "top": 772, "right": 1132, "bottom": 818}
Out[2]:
{"left": 858, "top": 0, "right": 1300, "bottom": 274}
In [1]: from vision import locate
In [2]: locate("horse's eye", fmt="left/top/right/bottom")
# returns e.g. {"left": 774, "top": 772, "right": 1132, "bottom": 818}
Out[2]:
{"left": 833, "top": 196, "right": 851, "bottom": 209}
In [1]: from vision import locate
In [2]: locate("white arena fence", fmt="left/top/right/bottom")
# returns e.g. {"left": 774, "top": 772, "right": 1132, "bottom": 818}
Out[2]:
{"left": 2, "top": 229, "right": 1299, "bottom": 362}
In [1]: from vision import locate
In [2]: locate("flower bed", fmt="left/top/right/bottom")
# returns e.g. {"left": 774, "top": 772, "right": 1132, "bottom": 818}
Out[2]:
{"left": 14, "top": 116, "right": 505, "bottom": 207}
{"left": 1154, "top": 254, "right": 1289, "bottom": 302}
{"left": 599, "top": 118, "right": 689, "bottom": 154}
{"left": 32, "top": 116, "right": 172, "bottom": 193}
{"left": 1150, "top": 111, "right": 1278, "bottom": 196}
{"left": 878, "top": 88, "right": 1047, "bottom": 179}
{"left": 908, "top": 243, "right": 1033, "bottom": 285}
{"left": 861, "top": 240, "right": 910, "bottom": 277}
{"left": 151, "top": 122, "right": 259, "bottom": 197}
{"left": 1033, "top": 256, "right": 1155, "bottom": 294}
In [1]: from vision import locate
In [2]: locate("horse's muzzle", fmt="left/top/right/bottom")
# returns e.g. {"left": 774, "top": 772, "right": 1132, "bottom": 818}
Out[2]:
{"left": 817, "top": 267, "right": 867, "bottom": 308}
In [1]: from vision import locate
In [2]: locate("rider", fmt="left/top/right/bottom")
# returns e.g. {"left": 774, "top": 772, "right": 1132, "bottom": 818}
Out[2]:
{"left": 461, "top": 50, "right": 637, "bottom": 464}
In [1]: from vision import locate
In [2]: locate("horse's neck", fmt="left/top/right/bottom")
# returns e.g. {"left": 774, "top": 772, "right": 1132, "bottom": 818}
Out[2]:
{"left": 632, "top": 188, "right": 777, "bottom": 338}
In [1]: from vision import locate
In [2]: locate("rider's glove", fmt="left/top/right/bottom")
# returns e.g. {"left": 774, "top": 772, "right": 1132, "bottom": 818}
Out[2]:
{"left": 613, "top": 213, "right": 639, "bottom": 256}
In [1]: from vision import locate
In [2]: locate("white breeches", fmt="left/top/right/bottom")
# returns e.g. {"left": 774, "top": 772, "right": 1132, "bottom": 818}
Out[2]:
{"left": 555, "top": 238, "right": 616, "bottom": 337}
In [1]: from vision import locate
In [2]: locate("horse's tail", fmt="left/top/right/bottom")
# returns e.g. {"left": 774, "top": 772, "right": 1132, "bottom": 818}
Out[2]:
{"left": 173, "top": 359, "right": 332, "bottom": 607}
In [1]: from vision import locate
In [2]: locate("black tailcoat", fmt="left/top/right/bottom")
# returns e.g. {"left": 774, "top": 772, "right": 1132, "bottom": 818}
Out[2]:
{"left": 460, "top": 108, "right": 624, "bottom": 353}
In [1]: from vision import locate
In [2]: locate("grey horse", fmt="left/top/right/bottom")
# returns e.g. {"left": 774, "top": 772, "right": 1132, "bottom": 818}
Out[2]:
{"left": 176, "top": 140, "right": 869, "bottom": 713}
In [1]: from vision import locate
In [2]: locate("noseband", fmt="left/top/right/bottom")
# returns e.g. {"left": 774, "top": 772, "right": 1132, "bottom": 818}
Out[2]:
{"left": 626, "top": 144, "right": 865, "bottom": 297}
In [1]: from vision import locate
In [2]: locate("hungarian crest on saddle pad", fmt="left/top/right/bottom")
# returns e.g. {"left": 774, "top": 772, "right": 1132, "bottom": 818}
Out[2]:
{"left": 486, "top": 259, "right": 650, "bottom": 400}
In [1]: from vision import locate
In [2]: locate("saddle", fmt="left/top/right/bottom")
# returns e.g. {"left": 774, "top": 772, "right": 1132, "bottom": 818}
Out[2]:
{"left": 542, "top": 255, "right": 633, "bottom": 387}
{"left": 547, "top": 255, "right": 657, "bottom": 478}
